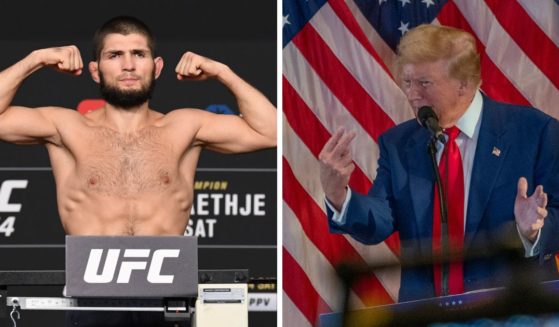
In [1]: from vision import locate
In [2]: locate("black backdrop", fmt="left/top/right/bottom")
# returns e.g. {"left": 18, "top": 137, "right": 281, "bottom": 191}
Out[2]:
{"left": 0, "top": 0, "right": 277, "bottom": 325}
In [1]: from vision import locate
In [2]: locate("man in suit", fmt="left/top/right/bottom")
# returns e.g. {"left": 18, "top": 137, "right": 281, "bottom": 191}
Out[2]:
{"left": 319, "top": 24, "right": 559, "bottom": 302}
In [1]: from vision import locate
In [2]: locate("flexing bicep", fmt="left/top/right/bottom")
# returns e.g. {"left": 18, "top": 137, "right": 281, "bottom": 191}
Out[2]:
{"left": 195, "top": 110, "right": 275, "bottom": 153}
{"left": 0, "top": 106, "right": 62, "bottom": 145}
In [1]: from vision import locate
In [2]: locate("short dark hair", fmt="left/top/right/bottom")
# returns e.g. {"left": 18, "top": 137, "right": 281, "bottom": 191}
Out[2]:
{"left": 92, "top": 16, "right": 156, "bottom": 61}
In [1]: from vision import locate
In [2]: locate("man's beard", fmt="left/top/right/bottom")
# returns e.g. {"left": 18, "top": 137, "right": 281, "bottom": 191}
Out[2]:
{"left": 99, "top": 71, "right": 156, "bottom": 109}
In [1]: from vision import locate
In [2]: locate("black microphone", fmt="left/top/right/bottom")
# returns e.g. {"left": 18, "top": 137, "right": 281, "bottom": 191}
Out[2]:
{"left": 418, "top": 106, "right": 446, "bottom": 144}
{"left": 420, "top": 106, "right": 450, "bottom": 296}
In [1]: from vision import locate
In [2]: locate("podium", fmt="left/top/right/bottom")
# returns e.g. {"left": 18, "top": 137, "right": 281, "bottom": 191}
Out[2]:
{"left": 320, "top": 280, "right": 559, "bottom": 327}
{"left": 0, "top": 236, "right": 249, "bottom": 327}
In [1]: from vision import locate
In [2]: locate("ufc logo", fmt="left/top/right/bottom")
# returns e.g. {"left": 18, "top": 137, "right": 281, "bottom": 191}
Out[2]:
{"left": 83, "top": 249, "right": 180, "bottom": 284}
{"left": 0, "top": 180, "right": 28, "bottom": 212}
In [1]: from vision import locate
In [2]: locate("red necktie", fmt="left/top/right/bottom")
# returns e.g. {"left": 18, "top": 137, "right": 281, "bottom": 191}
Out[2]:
{"left": 433, "top": 126, "right": 465, "bottom": 296}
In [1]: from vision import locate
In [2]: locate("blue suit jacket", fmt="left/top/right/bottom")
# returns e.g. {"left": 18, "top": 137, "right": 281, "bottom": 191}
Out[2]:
{"left": 327, "top": 96, "right": 559, "bottom": 302}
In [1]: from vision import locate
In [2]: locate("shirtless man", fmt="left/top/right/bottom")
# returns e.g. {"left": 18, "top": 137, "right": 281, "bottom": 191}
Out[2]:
{"left": 0, "top": 16, "right": 276, "bottom": 237}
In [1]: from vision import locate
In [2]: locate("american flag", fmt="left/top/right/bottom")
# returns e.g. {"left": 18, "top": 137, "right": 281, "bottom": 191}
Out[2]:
{"left": 282, "top": 0, "right": 559, "bottom": 325}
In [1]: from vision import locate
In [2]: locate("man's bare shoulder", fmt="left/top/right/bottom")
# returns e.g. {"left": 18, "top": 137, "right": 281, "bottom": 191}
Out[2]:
{"left": 34, "top": 106, "right": 89, "bottom": 130}
{"left": 147, "top": 108, "right": 208, "bottom": 149}
{"left": 164, "top": 108, "right": 209, "bottom": 118}
{"left": 80, "top": 107, "right": 106, "bottom": 125}
{"left": 157, "top": 108, "right": 210, "bottom": 127}
{"left": 38, "top": 106, "right": 84, "bottom": 119}
{"left": 23, "top": 106, "right": 88, "bottom": 146}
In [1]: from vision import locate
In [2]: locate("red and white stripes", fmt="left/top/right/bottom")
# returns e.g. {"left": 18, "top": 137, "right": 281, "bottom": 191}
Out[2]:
{"left": 283, "top": 0, "right": 559, "bottom": 325}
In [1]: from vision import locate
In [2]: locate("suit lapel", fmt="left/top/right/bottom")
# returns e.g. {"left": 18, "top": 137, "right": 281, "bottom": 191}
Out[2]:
{"left": 465, "top": 100, "right": 509, "bottom": 250}
{"left": 406, "top": 128, "right": 435, "bottom": 253}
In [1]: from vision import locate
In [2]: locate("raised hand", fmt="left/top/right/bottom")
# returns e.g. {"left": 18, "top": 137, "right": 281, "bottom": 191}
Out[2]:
{"left": 35, "top": 46, "right": 83, "bottom": 76}
{"left": 514, "top": 177, "right": 548, "bottom": 242}
{"left": 318, "top": 128, "right": 356, "bottom": 211}
{"left": 175, "top": 52, "right": 227, "bottom": 81}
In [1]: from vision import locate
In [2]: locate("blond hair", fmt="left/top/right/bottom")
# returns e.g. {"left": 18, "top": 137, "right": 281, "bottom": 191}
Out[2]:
{"left": 395, "top": 24, "right": 481, "bottom": 87}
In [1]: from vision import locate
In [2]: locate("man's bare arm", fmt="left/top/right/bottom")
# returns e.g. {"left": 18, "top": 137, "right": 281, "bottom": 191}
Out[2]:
{"left": 0, "top": 46, "right": 83, "bottom": 144}
{"left": 175, "top": 52, "right": 276, "bottom": 153}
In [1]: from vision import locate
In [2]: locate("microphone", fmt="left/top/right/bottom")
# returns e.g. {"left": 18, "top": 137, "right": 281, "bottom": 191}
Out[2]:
{"left": 418, "top": 106, "right": 446, "bottom": 144}
{"left": 420, "top": 106, "right": 450, "bottom": 296}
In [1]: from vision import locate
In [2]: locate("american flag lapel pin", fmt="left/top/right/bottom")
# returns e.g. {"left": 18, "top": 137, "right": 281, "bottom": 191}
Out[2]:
{"left": 492, "top": 147, "right": 501, "bottom": 157}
